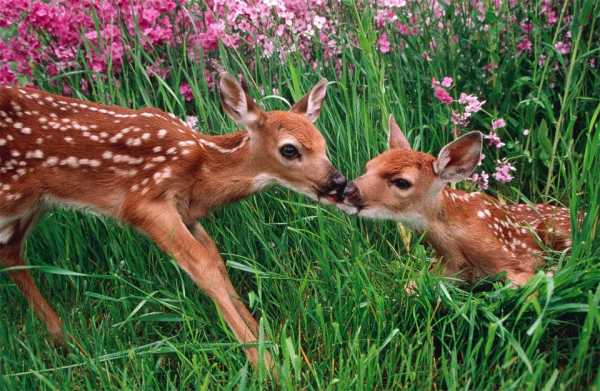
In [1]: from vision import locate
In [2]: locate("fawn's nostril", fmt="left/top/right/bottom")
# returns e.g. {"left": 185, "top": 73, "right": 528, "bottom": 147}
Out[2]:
{"left": 343, "top": 183, "right": 364, "bottom": 207}
{"left": 343, "top": 183, "right": 360, "bottom": 202}
{"left": 331, "top": 172, "right": 347, "bottom": 190}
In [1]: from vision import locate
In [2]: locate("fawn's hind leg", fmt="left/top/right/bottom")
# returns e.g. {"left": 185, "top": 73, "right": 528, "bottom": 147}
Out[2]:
{"left": 506, "top": 270, "right": 534, "bottom": 287}
{"left": 0, "top": 210, "right": 63, "bottom": 342}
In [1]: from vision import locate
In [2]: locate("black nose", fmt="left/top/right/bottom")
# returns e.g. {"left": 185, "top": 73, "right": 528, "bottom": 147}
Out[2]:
{"left": 343, "top": 182, "right": 362, "bottom": 206}
{"left": 330, "top": 171, "right": 347, "bottom": 191}
{"left": 322, "top": 171, "right": 347, "bottom": 202}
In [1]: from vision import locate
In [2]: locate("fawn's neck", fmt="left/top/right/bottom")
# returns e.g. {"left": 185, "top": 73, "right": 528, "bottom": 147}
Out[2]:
{"left": 421, "top": 188, "right": 490, "bottom": 256}
{"left": 190, "top": 130, "right": 270, "bottom": 212}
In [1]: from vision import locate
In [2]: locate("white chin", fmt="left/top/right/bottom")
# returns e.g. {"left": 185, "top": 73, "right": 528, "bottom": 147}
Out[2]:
{"left": 275, "top": 180, "right": 338, "bottom": 205}
{"left": 279, "top": 182, "right": 320, "bottom": 202}
{"left": 337, "top": 203, "right": 359, "bottom": 214}
{"left": 359, "top": 208, "right": 428, "bottom": 230}
{"left": 358, "top": 207, "right": 399, "bottom": 220}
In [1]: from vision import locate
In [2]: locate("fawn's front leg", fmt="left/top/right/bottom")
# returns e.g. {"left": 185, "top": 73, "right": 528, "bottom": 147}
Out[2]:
{"left": 188, "top": 223, "right": 260, "bottom": 337}
{"left": 123, "top": 200, "right": 272, "bottom": 369}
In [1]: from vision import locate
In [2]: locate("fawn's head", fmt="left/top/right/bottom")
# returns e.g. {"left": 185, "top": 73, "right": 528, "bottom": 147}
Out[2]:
{"left": 342, "top": 115, "right": 483, "bottom": 229}
{"left": 219, "top": 73, "right": 346, "bottom": 203}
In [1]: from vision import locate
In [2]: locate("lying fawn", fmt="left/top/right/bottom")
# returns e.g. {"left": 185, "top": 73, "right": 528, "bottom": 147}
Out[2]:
{"left": 0, "top": 74, "right": 347, "bottom": 368}
{"left": 341, "top": 115, "right": 572, "bottom": 286}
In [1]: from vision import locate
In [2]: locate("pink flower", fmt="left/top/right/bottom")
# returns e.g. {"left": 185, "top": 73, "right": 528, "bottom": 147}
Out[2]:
{"left": 375, "top": 10, "right": 397, "bottom": 28}
{"left": 459, "top": 93, "right": 485, "bottom": 113}
{"left": 517, "top": 37, "right": 532, "bottom": 53}
{"left": 381, "top": 0, "right": 406, "bottom": 7}
{"left": 142, "top": 8, "right": 160, "bottom": 24}
{"left": 451, "top": 111, "right": 468, "bottom": 127}
{"left": 471, "top": 171, "right": 489, "bottom": 190}
{"left": 555, "top": 41, "right": 571, "bottom": 55}
{"left": 313, "top": 15, "right": 327, "bottom": 30}
{"left": 483, "top": 63, "right": 497, "bottom": 73}
{"left": 0, "top": 64, "right": 16, "bottom": 85}
{"left": 147, "top": 62, "right": 170, "bottom": 79}
{"left": 441, "top": 77, "right": 453, "bottom": 88}
{"left": 520, "top": 22, "right": 533, "bottom": 33}
{"left": 204, "top": 70, "right": 215, "bottom": 88}
{"left": 541, "top": 2, "right": 558, "bottom": 26}
{"left": 185, "top": 116, "right": 198, "bottom": 129}
{"left": 180, "top": 82, "right": 194, "bottom": 102}
{"left": 538, "top": 54, "right": 547, "bottom": 66}
{"left": 493, "top": 161, "right": 516, "bottom": 183}
{"left": 485, "top": 132, "right": 505, "bottom": 149}
{"left": 433, "top": 86, "right": 453, "bottom": 105}
{"left": 377, "top": 32, "right": 390, "bottom": 53}
{"left": 491, "top": 118, "right": 506, "bottom": 129}
{"left": 396, "top": 23, "right": 417, "bottom": 36}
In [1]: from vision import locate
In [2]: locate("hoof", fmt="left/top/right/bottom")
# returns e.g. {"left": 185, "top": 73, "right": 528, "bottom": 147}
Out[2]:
{"left": 49, "top": 328, "right": 67, "bottom": 350}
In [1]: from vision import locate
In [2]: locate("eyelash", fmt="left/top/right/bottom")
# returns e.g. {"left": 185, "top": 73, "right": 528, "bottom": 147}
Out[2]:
{"left": 391, "top": 178, "right": 412, "bottom": 189}
{"left": 280, "top": 144, "right": 300, "bottom": 160}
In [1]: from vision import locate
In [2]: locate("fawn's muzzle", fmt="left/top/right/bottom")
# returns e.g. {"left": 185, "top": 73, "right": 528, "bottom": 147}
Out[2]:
{"left": 319, "top": 170, "right": 347, "bottom": 202}
{"left": 343, "top": 182, "right": 363, "bottom": 208}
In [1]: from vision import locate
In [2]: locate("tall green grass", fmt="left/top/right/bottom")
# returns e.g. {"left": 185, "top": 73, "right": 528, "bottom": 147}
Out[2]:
{"left": 1, "top": 2, "right": 599, "bottom": 389}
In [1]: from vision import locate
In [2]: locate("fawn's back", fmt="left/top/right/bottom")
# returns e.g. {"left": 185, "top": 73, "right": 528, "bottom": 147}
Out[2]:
{"left": 0, "top": 86, "right": 202, "bottom": 217}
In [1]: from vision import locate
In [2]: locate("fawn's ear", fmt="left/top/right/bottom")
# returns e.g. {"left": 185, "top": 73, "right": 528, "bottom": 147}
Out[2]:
{"left": 434, "top": 131, "right": 483, "bottom": 182}
{"left": 388, "top": 115, "right": 411, "bottom": 150}
{"left": 290, "top": 79, "right": 328, "bottom": 122}
{"left": 219, "top": 73, "right": 264, "bottom": 130}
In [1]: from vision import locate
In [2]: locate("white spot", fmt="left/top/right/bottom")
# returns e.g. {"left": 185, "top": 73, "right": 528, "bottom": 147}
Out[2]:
{"left": 45, "top": 156, "right": 58, "bottom": 166}
{"left": 61, "top": 156, "right": 80, "bottom": 168}
{"left": 157, "top": 129, "right": 167, "bottom": 139}
{"left": 0, "top": 224, "right": 15, "bottom": 243}
{"left": 25, "top": 150, "right": 44, "bottom": 159}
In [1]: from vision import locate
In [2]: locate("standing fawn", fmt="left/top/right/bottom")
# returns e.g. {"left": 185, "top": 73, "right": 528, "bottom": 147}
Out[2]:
{"left": 0, "top": 73, "right": 347, "bottom": 368}
{"left": 341, "top": 115, "right": 572, "bottom": 286}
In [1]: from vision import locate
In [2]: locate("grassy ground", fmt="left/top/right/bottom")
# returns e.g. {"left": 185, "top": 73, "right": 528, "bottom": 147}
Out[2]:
{"left": 1, "top": 3, "right": 600, "bottom": 390}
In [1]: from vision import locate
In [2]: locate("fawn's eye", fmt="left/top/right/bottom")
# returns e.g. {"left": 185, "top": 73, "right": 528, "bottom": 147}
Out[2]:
{"left": 391, "top": 178, "right": 412, "bottom": 190}
{"left": 280, "top": 144, "right": 300, "bottom": 160}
